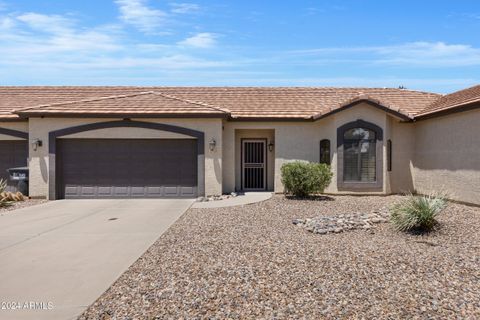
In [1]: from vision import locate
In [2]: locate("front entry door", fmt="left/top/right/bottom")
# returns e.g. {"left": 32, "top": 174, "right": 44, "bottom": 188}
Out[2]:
{"left": 242, "top": 139, "right": 266, "bottom": 191}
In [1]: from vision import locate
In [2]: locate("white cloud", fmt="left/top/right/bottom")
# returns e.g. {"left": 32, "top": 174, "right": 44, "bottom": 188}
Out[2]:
{"left": 169, "top": 3, "right": 200, "bottom": 14}
{"left": 0, "top": 16, "right": 14, "bottom": 29}
{"left": 0, "top": 12, "right": 120, "bottom": 54}
{"left": 0, "top": 6, "right": 231, "bottom": 85}
{"left": 115, "top": 0, "right": 166, "bottom": 33}
{"left": 3, "top": 13, "right": 121, "bottom": 54}
{"left": 291, "top": 42, "right": 480, "bottom": 67}
{"left": 17, "top": 12, "right": 73, "bottom": 34}
{"left": 375, "top": 42, "right": 480, "bottom": 67}
{"left": 0, "top": 5, "right": 476, "bottom": 91}
{"left": 178, "top": 32, "right": 217, "bottom": 48}
{"left": 75, "top": 54, "right": 231, "bottom": 69}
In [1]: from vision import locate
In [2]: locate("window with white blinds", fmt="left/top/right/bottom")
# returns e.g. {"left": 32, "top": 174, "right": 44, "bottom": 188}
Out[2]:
{"left": 343, "top": 128, "right": 376, "bottom": 182}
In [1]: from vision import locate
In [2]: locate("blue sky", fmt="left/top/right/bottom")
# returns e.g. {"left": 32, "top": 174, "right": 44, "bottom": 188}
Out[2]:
{"left": 0, "top": 0, "right": 479, "bottom": 92}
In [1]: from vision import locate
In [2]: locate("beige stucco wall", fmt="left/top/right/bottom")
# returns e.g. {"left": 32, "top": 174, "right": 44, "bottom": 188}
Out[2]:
{"left": 386, "top": 118, "right": 415, "bottom": 194}
{"left": 0, "top": 121, "right": 28, "bottom": 140}
{"left": 28, "top": 117, "right": 223, "bottom": 199}
{"left": 223, "top": 103, "right": 404, "bottom": 195}
{"left": 412, "top": 109, "right": 480, "bottom": 205}
{"left": 9, "top": 103, "right": 480, "bottom": 204}
{"left": 16, "top": 103, "right": 419, "bottom": 199}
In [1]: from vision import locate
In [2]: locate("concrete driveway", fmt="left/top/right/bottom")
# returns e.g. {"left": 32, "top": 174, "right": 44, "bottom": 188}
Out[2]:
{"left": 0, "top": 199, "right": 193, "bottom": 320}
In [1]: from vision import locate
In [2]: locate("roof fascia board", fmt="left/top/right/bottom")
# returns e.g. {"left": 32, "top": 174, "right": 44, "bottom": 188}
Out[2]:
{"left": 414, "top": 101, "right": 480, "bottom": 121}
{"left": 14, "top": 112, "right": 229, "bottom": 119}
{"left": 312, "top": 100, "right": 413, "bottom": 122}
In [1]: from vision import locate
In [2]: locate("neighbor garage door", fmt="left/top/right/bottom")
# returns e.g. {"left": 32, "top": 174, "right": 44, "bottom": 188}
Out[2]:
{"left": 0, "top": 140, "right": 28, "bottom": 192}
{"left": 57, "top": 139, "right": 197, "bottom": 199}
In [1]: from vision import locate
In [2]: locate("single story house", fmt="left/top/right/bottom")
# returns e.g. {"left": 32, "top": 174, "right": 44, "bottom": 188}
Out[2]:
{"left": 0, "top": 85, "right": 479, "bottom": 204}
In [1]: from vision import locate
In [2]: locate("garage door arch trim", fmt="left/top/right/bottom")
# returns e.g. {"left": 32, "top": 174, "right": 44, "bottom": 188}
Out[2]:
{"left": 0, "top": 127, "right": 28, "bottom": 140}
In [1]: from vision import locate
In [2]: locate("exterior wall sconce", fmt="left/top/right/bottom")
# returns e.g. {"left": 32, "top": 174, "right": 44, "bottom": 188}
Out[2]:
{"left": 209, "top": 138, "right": 216, "bottom": 151}
{"left": 268, "top": 141, "right": 274, "bottom": 152}
{"left": 31, "top": 138, "right": 43, "bottom": 151}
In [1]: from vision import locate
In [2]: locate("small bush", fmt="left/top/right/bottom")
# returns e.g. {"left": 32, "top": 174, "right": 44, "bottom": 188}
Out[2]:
{"left": 390, "top": 193, "right": 447, "bottom": 232}
{"left": 0, "top": 179, "right": 13, "bottom": 208}
{"left": 281, "top": 161, "right": 333, "bottom": 197}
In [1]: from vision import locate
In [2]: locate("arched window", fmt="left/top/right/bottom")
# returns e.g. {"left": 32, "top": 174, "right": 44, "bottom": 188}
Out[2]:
{"left": 343, "top": 128, "right": 376, "bottom": 182}
{"left": 319, "top": 139, "right": 330, "bottom": 165}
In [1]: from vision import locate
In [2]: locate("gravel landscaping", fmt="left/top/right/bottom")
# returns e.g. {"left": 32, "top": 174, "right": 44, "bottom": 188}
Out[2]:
{"left": 292, "top": 208, "right": 390, "bottom": 234}
{"left": 80, "top": 195, "right": 480, "bottom": 319}
{"left": 0, "top": 199, "right": 48, "bottom": 214}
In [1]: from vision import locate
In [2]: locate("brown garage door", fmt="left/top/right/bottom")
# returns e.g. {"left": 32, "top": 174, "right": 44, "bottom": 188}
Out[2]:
{"left": 57, "top": 139, "right": 197, "bottom": 199}
{"left": 0, "top": 140, "right": 28, "bottom": 192}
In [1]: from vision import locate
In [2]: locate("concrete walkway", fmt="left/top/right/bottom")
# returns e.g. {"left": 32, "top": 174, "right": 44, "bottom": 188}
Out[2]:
{"left": 0, "top": 199, "right": 193, "bottom": 320}
{"left": 192, "top": 192, "right": 272, "bottom": 208}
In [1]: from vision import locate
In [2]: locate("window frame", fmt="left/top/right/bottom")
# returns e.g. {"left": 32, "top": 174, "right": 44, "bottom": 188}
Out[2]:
{"left": 336, "top": 120, "right": 383, "bottom": 191}
{"left": 319, "top": 139, "right": 331, "bottom": 165}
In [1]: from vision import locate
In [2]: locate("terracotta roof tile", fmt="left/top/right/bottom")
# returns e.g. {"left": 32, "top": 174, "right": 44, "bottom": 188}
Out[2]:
{"left": 416, "top": 84, "right": 480, "bottom": 117}
{"left": 156, "top": 87, "right": 440, "bottom": 119}
{"left": 15, "top": 91, "right": 229, "bottom": 117}
{"left": 0, "top": 86, "right": 150, "bottom": 120}
{"left": 0, "top": 86, "right": 446, "bottom": 120}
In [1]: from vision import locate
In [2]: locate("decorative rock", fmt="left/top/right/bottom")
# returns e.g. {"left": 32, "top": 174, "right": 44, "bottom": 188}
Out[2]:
{"left": 198, "top": 194, "right": 237, "bottom": 202}
{"left": 314, "top": 228, "right": 328, "bottom": 235}
{"left": 292, "top": 219, "right": 304, "bottom": 225}
{"left": 293, "top": 209, "right": 390, "bottom": 235}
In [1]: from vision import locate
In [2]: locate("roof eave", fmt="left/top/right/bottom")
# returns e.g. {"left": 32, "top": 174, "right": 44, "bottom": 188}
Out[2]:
{"left": 14, "top": 112, "right": 229, "bottom": 119}
{"left": 0, "top": 115, "right": 27, "bottom": 122}
{"left": 414, "top": 101, "right": 480, "bottom": 121}
{"left": 227, "top": 116, "right": 314, "bottom": 122}
{"left": 312, "top": 99, "right": 413, "bottom": 122}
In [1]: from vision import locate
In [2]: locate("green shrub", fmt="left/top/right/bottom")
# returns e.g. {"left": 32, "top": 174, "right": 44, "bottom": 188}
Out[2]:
{"left": 281, "top": 161, "right": 332, "bottom": 197}
{"left": 390, "top": 193, "right": 447, "bottom": 232}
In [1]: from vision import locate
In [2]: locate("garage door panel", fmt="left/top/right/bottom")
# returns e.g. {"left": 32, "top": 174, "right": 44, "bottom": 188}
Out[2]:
{"left": 97, "top": 186, "right": 112, "bottom": 196}
{"left": 146, "top": 186, "right": 161, "bottom": 196}
{"left": 181, "top": 187, "right": 195, "bottom": 197}
{"left": 63, "top": 186, "right": 199, "bottom": 198}
{"left": 58, "top": 139, "right": 197, "bottom": 199}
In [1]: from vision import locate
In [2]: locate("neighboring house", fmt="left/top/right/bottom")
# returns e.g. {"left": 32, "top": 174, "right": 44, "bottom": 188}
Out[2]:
{"left": 0, "top": 85, "right": 479, "bottom": 204}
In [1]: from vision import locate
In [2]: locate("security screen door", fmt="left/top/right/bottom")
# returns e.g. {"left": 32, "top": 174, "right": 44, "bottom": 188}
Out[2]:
{"left": 242, "top": 139, "right": 266, "bottom": 190}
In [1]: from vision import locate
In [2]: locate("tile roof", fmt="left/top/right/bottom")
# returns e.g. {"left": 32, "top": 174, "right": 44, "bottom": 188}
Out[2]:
{"left": 416, "top": 84, "right": 480, "bottom": 118}
{"left": 157, "top": 87, "right": 440, "bottom": 120}
{"left": 15, "top": 91, "right": 229, "bottom": 117}
{"left": 1, "top": 85, "right": 477, "bottom": 121}
{"left": 0, "top": 86, "right": 148, "bottom": 120}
